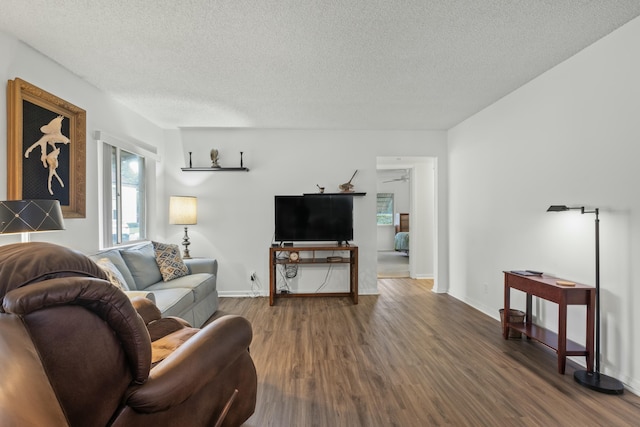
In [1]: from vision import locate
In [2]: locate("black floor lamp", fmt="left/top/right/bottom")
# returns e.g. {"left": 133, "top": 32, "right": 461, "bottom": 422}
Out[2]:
{"left": 547, "top": 205, "right": 624, "bottom": 394}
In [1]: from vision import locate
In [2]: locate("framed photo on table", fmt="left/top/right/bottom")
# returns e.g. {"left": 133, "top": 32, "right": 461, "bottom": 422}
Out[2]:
{"left": 7, "top": 78, "right": 86, "bottom": 218}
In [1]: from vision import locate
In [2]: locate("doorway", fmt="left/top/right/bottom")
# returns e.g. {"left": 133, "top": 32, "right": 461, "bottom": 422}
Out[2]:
{"left": 376, "top": 157, "right": 435, "bottom": 281}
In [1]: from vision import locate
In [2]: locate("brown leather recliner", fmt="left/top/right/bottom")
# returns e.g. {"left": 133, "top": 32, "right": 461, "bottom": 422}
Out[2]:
{"left": 0, "top": 242, "right": 257, "bottom": 427}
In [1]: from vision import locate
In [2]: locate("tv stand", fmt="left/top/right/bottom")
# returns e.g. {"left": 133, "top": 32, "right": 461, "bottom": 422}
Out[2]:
{"left": 269, "top": 244, "right": 358, "bottom": 306}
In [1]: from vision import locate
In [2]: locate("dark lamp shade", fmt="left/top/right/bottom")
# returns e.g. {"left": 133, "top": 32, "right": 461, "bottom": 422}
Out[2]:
{"left": 547, "top": 205, "right": 570, "bottom": 212}
{"left": 0, "top": 200, "right": 65, "bottom": 234}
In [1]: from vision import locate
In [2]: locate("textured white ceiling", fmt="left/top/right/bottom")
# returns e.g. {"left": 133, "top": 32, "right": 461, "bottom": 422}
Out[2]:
{"left": 1, "top": 1, "right": 639, "bottom": 130}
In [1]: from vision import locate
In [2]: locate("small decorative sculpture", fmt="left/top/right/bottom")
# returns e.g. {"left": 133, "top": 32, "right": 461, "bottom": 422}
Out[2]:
{"left": 46, "top": 147, "right": 64, "bottom": 195}
{"left": 338, "top": 170, "right": 358, "bottom": 193}
{"left": 316, "top": 184, "right": 325, "bottom": 193}
{"left": 210, "top": 149, "right": 220, "bottom": 168}
{"left": 24, "top": 115, "right": 70, "bottom": 195}
{"left": 240, "top": 151, "right": 244, "bottom": 168}
{"left": 189, "top": 151, "right": 193, "bottom": 168}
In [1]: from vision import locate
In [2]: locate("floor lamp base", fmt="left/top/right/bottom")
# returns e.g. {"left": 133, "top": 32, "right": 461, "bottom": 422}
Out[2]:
{"left": 574, "top": 370, "right": 624, "bottom": 395}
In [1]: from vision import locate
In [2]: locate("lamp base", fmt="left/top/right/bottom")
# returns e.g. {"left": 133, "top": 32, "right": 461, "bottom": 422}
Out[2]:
{"left": 182, "top": 226, "right": 192, "bottom": 259}
{"left": 574, "top": 370, "right": 624, "bottom": 395}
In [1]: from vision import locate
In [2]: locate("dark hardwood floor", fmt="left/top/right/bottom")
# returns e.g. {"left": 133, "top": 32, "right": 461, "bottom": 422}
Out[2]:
{"left": 216, "top": 278, "right": 640, "bottom": 426}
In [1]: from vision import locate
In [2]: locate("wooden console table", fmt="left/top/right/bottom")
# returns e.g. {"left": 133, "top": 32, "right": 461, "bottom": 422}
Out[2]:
{"left": 503, "top": 272, "right": 595, "bottom": 374}
{"left": 269, "top": 245, "right": 358, "bottom": 306}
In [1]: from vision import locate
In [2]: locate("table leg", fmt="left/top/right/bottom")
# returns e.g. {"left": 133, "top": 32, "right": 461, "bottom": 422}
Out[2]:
{"left": 351, "top": 248, "right": 358, "bottom": 305}
{"left": 525, "top": 293, "right": 532, "bottom": 340}
{"left": 503, "top": 282, "right": 510, "bottom": 339}
{"left": 269, "top": 250, "right": 275, "bottom": 306}
{"left": 558, "top": 300, "right": 567, "bottom": 374}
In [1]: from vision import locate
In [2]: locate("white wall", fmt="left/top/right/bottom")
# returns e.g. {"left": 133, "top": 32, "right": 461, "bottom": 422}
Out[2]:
{"left": 448, "top": 16, "right": 640, "bottom": 393}
{"left": 411, "top": 159, "right": 436, "bottom": 279}
{"left": 0, "top": 31, "right": 448, "bottom": 295}
{"left": 0, "top": 32, "right": 166, "bottom": 252}
{"left": 163, "top": 129, "right": 447, "bottom": 296}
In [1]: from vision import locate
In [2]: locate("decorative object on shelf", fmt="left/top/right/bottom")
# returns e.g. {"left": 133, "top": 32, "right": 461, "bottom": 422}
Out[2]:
{"left": 339, "top": 170, "right": 358, "bottom": 193}
{"left": 189, "top": 151, "right": 193, "bottom": 168}
{"left": 546, "top": 205, "right": 624, "bottom": 394}
{"left": 0, "top": 199, "right": 65, "bottom": 242}
{"left": 7, "top": 78, "right": 86, "bottom": 218}
{"left": 316, "top": 184, "right": 325, "bottom": 193}
{"left": 181, "top": 167, "right": 249, "bottom": 172}
{"left": 210, "top": 149, "right": 221, "bottom": 168}
{"left": 303, "top": 192, "right": 366, "bottom": 196}
{"left": 169, "top": 196, "right": 197, "bottom": 259}
{"left": 240, "top": 151, "right": 244, "bottom": 168}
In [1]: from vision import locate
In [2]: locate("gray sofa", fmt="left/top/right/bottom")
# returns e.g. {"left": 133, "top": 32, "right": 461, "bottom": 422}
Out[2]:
{"left": 89, "top": 241, "right": 218, "bottom": 327}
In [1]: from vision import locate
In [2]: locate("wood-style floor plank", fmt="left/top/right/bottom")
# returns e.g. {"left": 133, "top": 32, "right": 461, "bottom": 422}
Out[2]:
{"left": 215, "top": 278, "right": 640, "bottom": 426}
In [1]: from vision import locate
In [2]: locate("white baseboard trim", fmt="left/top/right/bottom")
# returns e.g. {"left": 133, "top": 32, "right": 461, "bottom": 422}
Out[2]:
{"left": 218, "top": 290, "right": 380, "bottom": 297}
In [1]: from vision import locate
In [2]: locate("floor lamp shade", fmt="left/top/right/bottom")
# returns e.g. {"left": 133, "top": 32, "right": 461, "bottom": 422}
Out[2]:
{"left": 169, "top": 196, "right": 197, "bottom": 259}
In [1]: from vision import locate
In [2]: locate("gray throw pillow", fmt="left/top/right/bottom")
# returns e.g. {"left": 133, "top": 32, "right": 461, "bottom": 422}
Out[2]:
{"left": 121, "top": 243, "right": 163, "bottom": 289}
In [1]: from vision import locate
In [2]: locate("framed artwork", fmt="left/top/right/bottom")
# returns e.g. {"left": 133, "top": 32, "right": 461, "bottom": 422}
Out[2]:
{"left": 7, "top": 78, "right": 86, "bottom": 218}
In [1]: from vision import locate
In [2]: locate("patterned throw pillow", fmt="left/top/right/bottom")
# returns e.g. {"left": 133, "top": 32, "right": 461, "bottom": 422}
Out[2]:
{"left": 95, "top": 257, "right": 130, "bottom": 291}
{"left": 152, "top": 241, "right": 189, "bottom": 282}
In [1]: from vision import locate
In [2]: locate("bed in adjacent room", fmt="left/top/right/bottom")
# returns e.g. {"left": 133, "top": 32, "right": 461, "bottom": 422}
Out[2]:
{"left": 394, "top": 213, "right": 409, "bottom": 254}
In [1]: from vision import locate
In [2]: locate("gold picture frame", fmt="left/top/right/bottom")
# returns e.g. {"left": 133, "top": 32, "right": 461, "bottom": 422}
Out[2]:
{"left": 7, "top": 78, "right": 86, "bottom": 218}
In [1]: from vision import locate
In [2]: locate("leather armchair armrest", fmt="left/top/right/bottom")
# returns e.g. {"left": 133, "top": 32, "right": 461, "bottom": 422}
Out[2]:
{"left": 130, "top": 296, "right": 161, "bottom": 325}
{"left": 124, "top": 315, "right": 252, "bottom": 413}
{"left": 125, "top": 290, "right": 156, "bottom": 304}
{"left": 184, "top": 258, "right": 218, "bottom": 275}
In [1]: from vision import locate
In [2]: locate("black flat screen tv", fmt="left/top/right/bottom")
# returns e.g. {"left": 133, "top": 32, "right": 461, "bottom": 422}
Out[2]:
{"left": 274, "top": 195, "right": 353, "bottom": 243}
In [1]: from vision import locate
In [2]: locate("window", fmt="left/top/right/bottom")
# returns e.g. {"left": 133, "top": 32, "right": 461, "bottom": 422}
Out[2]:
{"left": 377, "top": 193, "right": 394, "bottom": 225}
{"left": 97, "top": 131, "right": 156, "bottom": 247}
{"left": 107, "top": 146, "right": 145, "bottom": 245}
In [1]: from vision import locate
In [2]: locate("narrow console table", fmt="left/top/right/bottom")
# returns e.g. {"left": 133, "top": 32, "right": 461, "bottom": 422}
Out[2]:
{"left": 503, "top": 272, "right": 595, "bottom": 374}
{"left": 269, "top": 245, "right": 358, "bottom": 306}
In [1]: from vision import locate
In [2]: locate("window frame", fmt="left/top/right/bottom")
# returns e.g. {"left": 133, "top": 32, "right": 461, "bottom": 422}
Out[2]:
{"left": 376, "top": 192, "right": 394, "bottom": 226}
{"left": 96, "top": 131, "right": 158, "bottom": 248}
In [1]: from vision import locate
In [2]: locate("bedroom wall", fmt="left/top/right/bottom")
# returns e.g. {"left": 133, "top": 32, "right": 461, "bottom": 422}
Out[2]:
{"left": 163, "top": 129, "right": 447, "bottom": 296}
{"left": 0, "top": 31, "right": 166, "bottom": 253}
{"left": 448, "top": 16, "right": 640, "bottom": 393}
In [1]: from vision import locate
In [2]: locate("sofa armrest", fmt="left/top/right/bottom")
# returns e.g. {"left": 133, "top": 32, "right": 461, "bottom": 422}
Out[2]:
{"left": 184, "top": 258, "right": 218, "bottom": 275}
{"left": 125, "top": 290, "right": 156, "bottom": 304}
{"left": 124, "top": 315, "right": 252, "bottom": 413}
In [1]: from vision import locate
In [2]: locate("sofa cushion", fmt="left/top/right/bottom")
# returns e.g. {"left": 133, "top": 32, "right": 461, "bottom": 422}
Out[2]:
{"left": 146, "top": 273, "right": 216, "bottom": 302}
{"left": 94, "top": 258, "right": 130, "bottom": 291}
{"left": 121, "top": 243, "right": 162, "bottom": 290}
{"left": 148, "top": 287, "right": 194, "bottom": 318}
{"left": 88, "top": 249, "right": 137, "bottom": 290}
{"left": 152, "top": 241, "right": 189, "bottom": 282}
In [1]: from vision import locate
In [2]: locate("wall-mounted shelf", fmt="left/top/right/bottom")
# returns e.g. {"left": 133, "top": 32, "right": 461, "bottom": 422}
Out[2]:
{"left": 303, "top": 192, "right": 366, "bottom": 196}
{"left": 181, "top": 167, "right": 249, "bottom": 172}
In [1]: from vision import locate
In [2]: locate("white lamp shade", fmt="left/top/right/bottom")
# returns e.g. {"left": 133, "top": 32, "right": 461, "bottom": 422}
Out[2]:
{"left": 169, "top": 196, "right": 197, "bottom": 225}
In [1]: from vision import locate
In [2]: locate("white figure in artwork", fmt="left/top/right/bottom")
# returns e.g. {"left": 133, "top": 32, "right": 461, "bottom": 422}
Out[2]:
{"left": 45, "top": 147, "right": 64, "bottom": 195}
{"left": 24, "top": 115, "right": 70, "bottom": 194}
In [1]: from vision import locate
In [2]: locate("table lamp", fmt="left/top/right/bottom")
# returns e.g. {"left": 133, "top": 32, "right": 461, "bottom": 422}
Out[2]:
{"left": 547, "top": 205, "right": 624, "bottom": 394}
{"left": 169, "top": 196, "right": 197, "bottom": 258}
{"left": 0, "top": 200, "right": 65, "bottom": 242}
